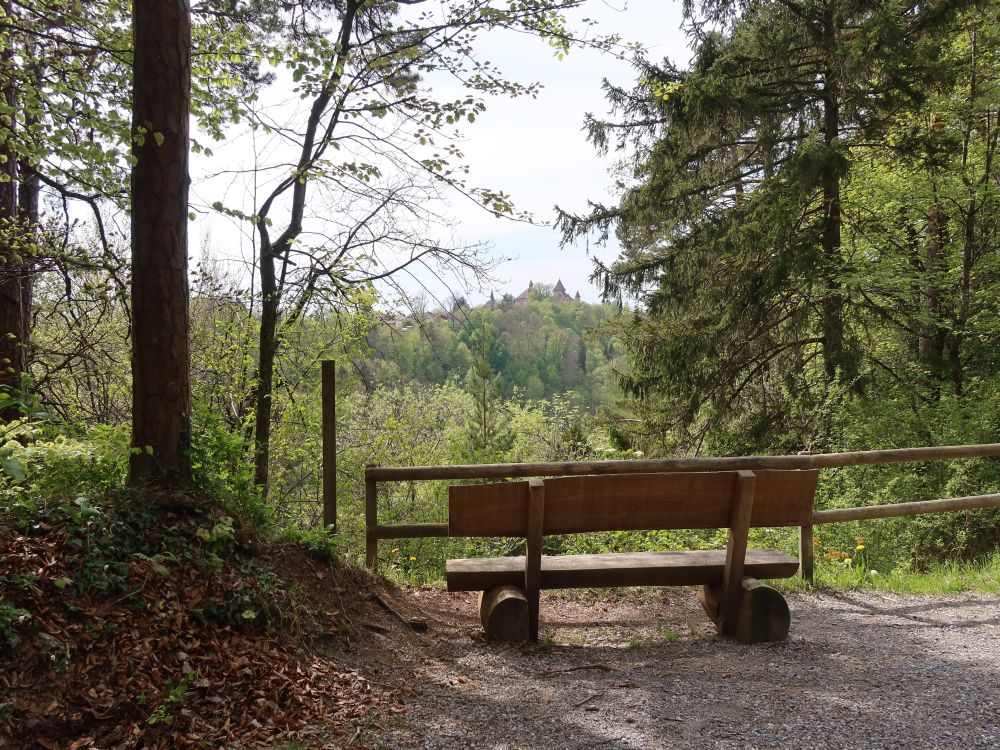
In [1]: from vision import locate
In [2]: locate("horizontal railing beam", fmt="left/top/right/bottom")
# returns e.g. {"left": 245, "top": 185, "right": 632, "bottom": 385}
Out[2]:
{"left": 812, "top": 493, "right": 1000, "bottom": 524}
{"left": 365, "top": 444, "right": 1000, "bottom": 483}
{"left": 371, "top": 523, "right": 449, "bottom": 539}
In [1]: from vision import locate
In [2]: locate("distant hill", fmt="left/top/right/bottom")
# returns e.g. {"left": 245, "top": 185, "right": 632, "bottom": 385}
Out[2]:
{"left": 362, "top": 285, "right": 622, "bottom": 407}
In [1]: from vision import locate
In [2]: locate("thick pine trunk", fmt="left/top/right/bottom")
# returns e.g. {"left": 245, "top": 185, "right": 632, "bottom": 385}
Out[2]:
{"left": 0, "top": 171, "right": 22, "bottom": 396}
{"left": 128, "top": 0, "right": 193, "bottom": 486}
{"left": 0, "top": 0, "right": 28, "bottom": 406}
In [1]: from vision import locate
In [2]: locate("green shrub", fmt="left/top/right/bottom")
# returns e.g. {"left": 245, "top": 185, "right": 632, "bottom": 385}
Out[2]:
{"left": 190, "top": 406, "right": 271, "bottom": 530}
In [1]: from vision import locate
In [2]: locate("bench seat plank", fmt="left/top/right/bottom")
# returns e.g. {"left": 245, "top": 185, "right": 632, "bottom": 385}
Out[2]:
{"left": 446, "top": 548, "right": 798, "bottom": 592}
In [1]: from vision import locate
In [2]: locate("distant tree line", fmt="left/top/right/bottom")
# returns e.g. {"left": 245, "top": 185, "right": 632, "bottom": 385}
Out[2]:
{"left": 362, "top": 292, "right": 623, "bottom": 407}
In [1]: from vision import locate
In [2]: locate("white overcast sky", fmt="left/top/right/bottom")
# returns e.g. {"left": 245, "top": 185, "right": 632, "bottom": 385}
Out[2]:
{"left": 190, "top": 1, "right": 690, "bottom": 306}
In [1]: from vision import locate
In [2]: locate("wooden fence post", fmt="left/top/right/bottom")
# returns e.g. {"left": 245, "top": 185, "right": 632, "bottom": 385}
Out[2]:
{"left": 365, "top": 473, "right": 377, "bottom": 568}
{"left": 799, "top": 523, "right": 814, "bottom": 583}
{"left": 321, "top": 360, "right": 337, "bottom": 531}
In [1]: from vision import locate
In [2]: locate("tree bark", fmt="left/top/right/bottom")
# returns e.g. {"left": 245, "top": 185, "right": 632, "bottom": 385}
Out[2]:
{"left": 919, "top": 195, "right": 947, "bottom": 382}
{"left": 128, "top": 0, "right": 192, "bottom": 486}
{"left": 252, "top": 254, "right": 278, "bottom": 491}
{"left": 0, "top": 0, "right": 28, "bottom": 407}
{"left": 820, "top": 2, "right": 845, "bottom": 381}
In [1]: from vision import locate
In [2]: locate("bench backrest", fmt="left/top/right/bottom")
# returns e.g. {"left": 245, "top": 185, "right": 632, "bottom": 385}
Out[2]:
{"left": 448, "top": 470, "right": 818, "bottom": 537}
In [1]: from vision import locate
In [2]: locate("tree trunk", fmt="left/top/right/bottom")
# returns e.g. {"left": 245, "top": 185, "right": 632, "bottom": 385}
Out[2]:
{"left": 950, "top": 203, "right": 974, "bottom": 398}
{"left": 949, "top": 26, "right": 985, "bottom": 400}
{"left": 0, "top": 0, "right": 27, "bottom": 408}
{"left": 250, "top": 1, "right": 359, "bottom": 495}
{"left": 820, "top": 3, "right": 845, "bottom": 381}
{"left": 919, "top": 196, "right": 947, "bottom": 383}
{"left": 12, "top": 57, "right": 40, "bottom": 401}
{"left": 128, "top": 0, "right": 193, "bottom": 486}
{"left": 252, "top": 251, "right": 278, "bottom": 491}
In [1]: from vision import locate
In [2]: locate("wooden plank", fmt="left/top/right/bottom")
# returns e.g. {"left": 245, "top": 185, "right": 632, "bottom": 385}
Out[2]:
{"left": 321, "top": 360, "right": 337, "bottom": 530}
{"left": 365, "top": 475, "right": 377, "bottom": 568}
{"left": 812, "top": 493, "right": 1000, "bottom": 523}
{"left": 449, "top": 481, "right": 529, "bottom": 537}
{"left": 719, "top": 471, "right": 755, "bottom": 637}
{"left": 525, "top": 479, "right": 544, "bottom": 642}
{"left": 799, "top": 524, "right": 814, "bottom": 583}
{"left": 371, "top": 523, "right": 449, "bottom": 539}
{"left": 445, "top": 548, "right": 799, "bottom": 592}
{"left": 448, "top": 470, "right": 817, "bottom": 537}
{"left": 367, "top": 443, "right": 1000, "bottom": 482}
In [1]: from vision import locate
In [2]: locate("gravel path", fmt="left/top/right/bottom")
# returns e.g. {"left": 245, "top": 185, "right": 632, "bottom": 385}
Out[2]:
{"left": 380, "top": 587, "right": 1000, "bottom": 750}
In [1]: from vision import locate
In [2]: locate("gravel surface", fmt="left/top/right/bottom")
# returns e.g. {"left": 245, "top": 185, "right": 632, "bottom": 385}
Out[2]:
{"left": 378, "top": 587, "right": 1000, "bottom": 750}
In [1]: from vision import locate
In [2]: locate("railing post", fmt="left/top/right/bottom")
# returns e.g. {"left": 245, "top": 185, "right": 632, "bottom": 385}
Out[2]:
{"left": 321, "top": 360, "right": 337, "bottom": 531}
{"left": 799, "top": 523, "right": 814, "bottom": 584}
{"left": 365, "top": 471, "right": 377, "bottom": 568}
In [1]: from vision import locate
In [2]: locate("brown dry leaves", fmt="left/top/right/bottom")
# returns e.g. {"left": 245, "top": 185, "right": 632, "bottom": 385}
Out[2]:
{"left": 0, "top": 518, "right": 404, "bottom": 749}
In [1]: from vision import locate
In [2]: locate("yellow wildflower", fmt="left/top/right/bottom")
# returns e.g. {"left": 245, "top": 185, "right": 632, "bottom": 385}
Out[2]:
{"left": 409, "top": 555, "right": 417, "bottom": 561}
{"left": 843, "top": 557, "right": 853, "bottom": 565}
{"left": 855, "top": 544, "right": 865, "bottom": 551}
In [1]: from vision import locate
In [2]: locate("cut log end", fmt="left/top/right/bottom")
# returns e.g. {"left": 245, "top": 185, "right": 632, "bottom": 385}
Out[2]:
{"left": 478, "top": 585, "right": 529, "bottom": 643}
{"left": 698, "top": 577, "right": 790, "bottom": 644}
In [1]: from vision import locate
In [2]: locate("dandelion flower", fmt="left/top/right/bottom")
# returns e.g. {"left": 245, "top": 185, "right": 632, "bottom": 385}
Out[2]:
{"left": 409, "top": 556, "right": 417, "bottom": 561}
{"left": 843, "top": 557, "right": 853, "bottom": 565}
{"left": 855, "top": 544, "right": 865, "bottom": 551}
{"left": 391, "top": 547, "right": 400, "bottom": 553}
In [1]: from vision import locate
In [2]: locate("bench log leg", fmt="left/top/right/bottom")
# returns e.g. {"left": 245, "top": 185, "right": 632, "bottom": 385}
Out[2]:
{"left": 478, "top": 585, "right": 529, "bottom": 642}
{"left": 698, "top": 577, "right": 790, "bottom": 644}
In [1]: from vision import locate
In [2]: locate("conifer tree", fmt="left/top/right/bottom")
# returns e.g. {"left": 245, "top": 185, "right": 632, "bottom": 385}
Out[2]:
{"left": 560, "top": 0, "right": 969, "bottom": 451}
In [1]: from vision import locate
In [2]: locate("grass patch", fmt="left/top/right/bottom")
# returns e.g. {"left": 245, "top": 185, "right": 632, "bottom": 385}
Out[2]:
{"left": 777, "top": 553, "right": 1000, "bottom": 595}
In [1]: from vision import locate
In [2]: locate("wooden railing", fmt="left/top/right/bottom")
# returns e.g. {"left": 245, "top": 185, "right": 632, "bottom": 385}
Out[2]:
{"left": 360, "top": 444, "right": 1000, "bottom": 574}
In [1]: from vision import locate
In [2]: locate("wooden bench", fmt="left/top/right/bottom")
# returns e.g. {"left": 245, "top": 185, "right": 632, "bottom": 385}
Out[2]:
{"left": 445, "top": 469, "right": 818, "bottom": 643}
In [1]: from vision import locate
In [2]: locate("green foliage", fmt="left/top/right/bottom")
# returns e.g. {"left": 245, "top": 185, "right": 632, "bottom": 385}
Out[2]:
{"left": 0, "top": 603, "right": 32, "bottom": 651}
{"left": 7, "top": 0, "right": 1000, "bottom": 593}
{"left": 0, "top": 422, "right": 129, "bottom": 505}
{"left": 278, "top": 526, "right": 343, "bottom": 565}
{"left": 0, "top": 488, "right": 306, "bottom": 642}
{"left": 560, "top": 0, "right": 996, "bottom": 457}
{"left": 190, "top": 406, "right": 269, "bottom": 530}
{"left": 784, "top": 551, "right": 1000, "bottom": 595}
{"left": 536, "top": 0, "right": 1000, "bottom": 572}
{"left": 364, "top": 297, "right": 622, "bottom": 408}
{"left": 190, "top": 565, "right": 306, "bottom": 635}
{"left": 145, "top": 671, "right": 198, "bottom": 726}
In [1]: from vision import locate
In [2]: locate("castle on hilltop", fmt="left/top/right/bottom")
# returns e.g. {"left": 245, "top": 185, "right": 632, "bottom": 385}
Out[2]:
{"left": 480, "top": 279, "right": 582, "bottom": 310}
{"left": 515, "top": 279, "right": 581, "bottom": 304}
